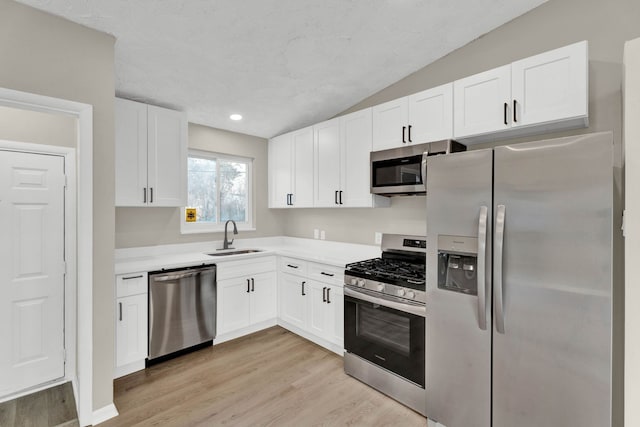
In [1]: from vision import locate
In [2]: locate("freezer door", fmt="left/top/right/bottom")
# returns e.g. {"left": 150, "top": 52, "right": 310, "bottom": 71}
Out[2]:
{"left": 425, "top": 149, "right": 492, "bottom": 427}
{"left": 493, "top": 133, "right": 612, "bottom": 427}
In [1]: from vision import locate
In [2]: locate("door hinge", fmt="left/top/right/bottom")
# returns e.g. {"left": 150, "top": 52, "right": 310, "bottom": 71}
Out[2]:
{"left": 622, "top": 209, "right": 626, "bottom": 237}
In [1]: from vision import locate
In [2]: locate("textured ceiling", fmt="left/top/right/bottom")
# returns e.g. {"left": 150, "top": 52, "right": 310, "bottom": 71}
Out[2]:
{"left": 16, "top": 0, "right": 546, "bottom": 138}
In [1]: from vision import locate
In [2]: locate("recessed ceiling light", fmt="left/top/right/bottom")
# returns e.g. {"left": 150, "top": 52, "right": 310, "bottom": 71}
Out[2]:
{"left": 230, "top": 114, "right": 242, "bottom": 121}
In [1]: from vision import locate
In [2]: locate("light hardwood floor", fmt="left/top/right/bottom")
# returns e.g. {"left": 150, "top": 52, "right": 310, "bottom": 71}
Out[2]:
{"left": 0, "top": 382, "right": 79, "bottom": 427}
{"left": 103, "top": 326, "right": 426, "bottom": 426}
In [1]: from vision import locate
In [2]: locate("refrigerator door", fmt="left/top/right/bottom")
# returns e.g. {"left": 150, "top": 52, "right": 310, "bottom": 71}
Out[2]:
{"left": 493, "top": 133, "right": 612, "bottom": 427}
{"left": 426, "top": 149, "right": 493, "bottom": 427}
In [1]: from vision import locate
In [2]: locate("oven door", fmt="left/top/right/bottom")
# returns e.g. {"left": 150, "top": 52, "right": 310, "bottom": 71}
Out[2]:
{"left": 344, "top": 288, "right": 425, "bottom": 387}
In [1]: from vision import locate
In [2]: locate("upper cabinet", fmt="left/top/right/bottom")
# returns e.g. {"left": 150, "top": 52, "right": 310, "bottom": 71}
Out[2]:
{"left": 314, "top": 109, "right": 390, "bottom": 208}
{"left": 372, "top": 83, "right": 453, "bottom": 151}
{"left": 454, "top": 41, "right": 588, "bottom": 143}
{"left": 268, "top": 126, "right": 314, "bottom": 208}
{"left": 115, "top": 98, "right": 187, "bottom": 207}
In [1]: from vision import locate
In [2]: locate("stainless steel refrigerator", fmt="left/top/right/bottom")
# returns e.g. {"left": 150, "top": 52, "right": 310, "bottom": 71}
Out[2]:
{"left": 425, "top": 132, "right": 612, "bottom": 427}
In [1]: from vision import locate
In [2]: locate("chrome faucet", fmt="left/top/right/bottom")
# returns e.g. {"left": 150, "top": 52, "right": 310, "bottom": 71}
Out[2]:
{"left": 222, "top": 220, "right": 238, "bottom": 250}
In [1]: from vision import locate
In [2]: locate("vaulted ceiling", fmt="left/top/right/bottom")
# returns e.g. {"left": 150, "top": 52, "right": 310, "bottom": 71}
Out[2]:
{"left": 16, "top": 0, "right": 546, "bottom": 138}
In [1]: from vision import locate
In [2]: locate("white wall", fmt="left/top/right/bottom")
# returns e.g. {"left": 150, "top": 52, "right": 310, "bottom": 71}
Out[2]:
{"left": 0, "top": 106, "right": 77, "bottom": 147}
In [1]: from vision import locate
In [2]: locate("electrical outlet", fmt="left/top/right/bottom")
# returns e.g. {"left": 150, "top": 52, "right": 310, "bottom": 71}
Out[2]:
{"left": 320, "top": 230, "right": 326, "bottom": 240}
{"left": 314, "top": 229, "right": 320, "bottom": 239}
{"left": 375, "top": 232, "right": 382, "bottom": 245}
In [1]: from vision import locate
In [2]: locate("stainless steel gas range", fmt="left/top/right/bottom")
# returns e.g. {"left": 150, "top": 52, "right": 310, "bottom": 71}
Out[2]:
{"left": 343, "top": 233, "right": 426, "bottom": 416}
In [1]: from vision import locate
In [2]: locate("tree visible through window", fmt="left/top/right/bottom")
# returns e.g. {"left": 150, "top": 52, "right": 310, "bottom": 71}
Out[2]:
{"left": 184, "top": 151, "right": 252, "bottom": 232}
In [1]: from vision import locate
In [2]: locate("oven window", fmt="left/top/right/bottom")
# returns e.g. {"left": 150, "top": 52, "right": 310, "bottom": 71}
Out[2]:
{"left": 373, "top": 155, "right": 423, "bottom": 187}
{"left": 357, "top": 305, "right": 411, "bottom": 356}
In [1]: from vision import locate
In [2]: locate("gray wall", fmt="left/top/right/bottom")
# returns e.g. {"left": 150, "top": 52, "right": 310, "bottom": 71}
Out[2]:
{"left": 0, "top": 0, "right": 116, "bottom": 411}
{"left": 115, "top": 123, "right": 285, "bottom": 248}
{"left": 283, "top": 0, "right": 635, "bottom": 424}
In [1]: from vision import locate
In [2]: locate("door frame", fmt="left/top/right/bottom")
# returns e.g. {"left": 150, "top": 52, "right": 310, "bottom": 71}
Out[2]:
{"left": 0, "top": 88, "right": 93, "bottom": 426}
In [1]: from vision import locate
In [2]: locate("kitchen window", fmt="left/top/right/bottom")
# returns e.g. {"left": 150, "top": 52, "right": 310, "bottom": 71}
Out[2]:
{"left": 181, "top": 150, "right": 254, "bottom": 233}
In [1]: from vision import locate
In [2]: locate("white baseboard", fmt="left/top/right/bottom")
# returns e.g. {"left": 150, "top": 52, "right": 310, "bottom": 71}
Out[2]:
{"left": 277, "top": 320, "right": 344, "bottom": 356}
{"left": 92, "top": 403, "right": 119, "bottom": 425}
{"left": 114, "top": 359, "right": 146, "bottom": 379}
{"left": 214, "top": 319, "right": 278, "bottom": 344}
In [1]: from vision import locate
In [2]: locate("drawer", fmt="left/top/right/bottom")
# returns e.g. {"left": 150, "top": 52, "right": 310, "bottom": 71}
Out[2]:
{"left": 280, "top": 257, "right": 308, "bottom": 277}
{"left": 217, "top": 256, "right": 277, "bottom": 280}
{"left": 116, "top": 272, "right": 148, "bottom": 298}
{"left": 308, "top": 262, "right": 344, "bottom": 286}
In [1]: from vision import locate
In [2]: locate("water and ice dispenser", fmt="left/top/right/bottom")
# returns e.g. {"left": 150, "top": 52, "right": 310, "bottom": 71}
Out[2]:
{"left": 437, "top": 235, "right": 478, "bottom": 295}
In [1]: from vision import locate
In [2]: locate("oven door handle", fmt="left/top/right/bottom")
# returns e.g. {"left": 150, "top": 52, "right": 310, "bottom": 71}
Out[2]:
{"left": 344, "top": 287, "right": 426, "bottom": 318}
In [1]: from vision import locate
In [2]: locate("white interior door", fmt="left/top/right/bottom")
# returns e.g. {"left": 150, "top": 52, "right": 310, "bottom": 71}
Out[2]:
{"left": 0, "top": 150, "right": 66, "bottom": 396}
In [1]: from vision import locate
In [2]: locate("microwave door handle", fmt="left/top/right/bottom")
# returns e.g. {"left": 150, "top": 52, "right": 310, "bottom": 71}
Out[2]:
{"left": 421, "top": 152, "right": 428, "bottom": 186}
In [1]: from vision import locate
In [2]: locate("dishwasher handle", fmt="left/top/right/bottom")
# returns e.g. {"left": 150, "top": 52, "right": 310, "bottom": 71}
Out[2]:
{"left": 150, "top": 265, "right": 216, "bottom": 282}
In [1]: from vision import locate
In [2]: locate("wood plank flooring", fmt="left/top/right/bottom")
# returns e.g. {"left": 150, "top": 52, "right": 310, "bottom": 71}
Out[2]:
{"left": 103, "top": 326, "right": 426, "bottom": 426}
{"left": 0, "top": 382, "right": 78, "bottom": 427}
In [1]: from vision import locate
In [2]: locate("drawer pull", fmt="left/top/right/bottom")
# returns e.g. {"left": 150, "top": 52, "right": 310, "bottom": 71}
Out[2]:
{"left": 286, "top": 264, "right": 299, "bottom": 269}
{"left": 122, "top": 275, "right": 144, "bottom": 280}
{"left": 320, "top": 272, "right": 334, "bottom": 277}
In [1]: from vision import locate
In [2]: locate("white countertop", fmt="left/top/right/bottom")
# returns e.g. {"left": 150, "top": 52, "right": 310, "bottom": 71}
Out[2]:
{"left": 114, "top": 236, "right": 381, "bottom": 275}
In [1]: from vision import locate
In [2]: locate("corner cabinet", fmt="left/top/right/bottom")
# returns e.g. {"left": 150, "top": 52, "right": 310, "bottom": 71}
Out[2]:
{"left": 268, "top": 126, "right": 314, "bottom": 208}
{"left": 115, "top": 98, "right": 187, "bottom": 207}
{"left": 372, "top": 83, "right": 453, "bottom": 151}
{"left": 314, "top": 109, "right": 390, "bottom": 208}
{"left": 454, "top": 40, "right": 588, "bottom": 143}
{"left": 114, "top": 272, "right": 148, "bottom": 379}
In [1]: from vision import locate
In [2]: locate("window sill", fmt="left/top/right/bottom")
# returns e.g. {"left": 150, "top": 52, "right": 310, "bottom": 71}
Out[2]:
{"left": 180, "top": 223, "right": 256, "bottom": 235}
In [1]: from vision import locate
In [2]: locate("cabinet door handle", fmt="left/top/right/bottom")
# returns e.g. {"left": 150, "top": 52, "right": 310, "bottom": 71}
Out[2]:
{"left": 119, "top": 302, "right": 122, "bottom": 321}
{"left": 334, "top": 190, "right": 338, "bottom": 205}
{"left": 247, "top": 278, "right": 250, "bottom": 293}
{"left": 326, "top": 287, "right": 331, "bottom": 304}
{"left": 301, "top": 281, "right": 306, "bottom": 296}
{"left": 402, "top": 126, "right": 406, "bottom": 143}
{"left": 251, "top": 277, "right": 255, "bottom": 292}
{"left": 408, "top": 125, "right": 412, "bottom": 142}
{"left": 143, "top": 188, "right": 147, "bottom": 203}
{"left": 322, "top": 287, "right": 327, "bottom": 302}
{"left": 320, "top": 272, "right": 334, "bottom": 277}
{"left": 503, "top": 102, "right": 508, "bottom": 125}
{"left": 339, "top": 191, "right": 343, "bottom": 205}
{"left": 513, "top": 99, "right": 518, "bottom": 123}
{"left": 122, "top": 275, "right": 143, "bottom": 280}
{"left": 287, "top": 264, "right": 299, "bottom": 269}
{"left": 150, "top": 187, "right": 154, "bottom": 203}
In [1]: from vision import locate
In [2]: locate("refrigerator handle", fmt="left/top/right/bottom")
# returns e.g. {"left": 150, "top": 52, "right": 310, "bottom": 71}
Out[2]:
{"left": 495, "top": 204, "right": 506, "bottom": 334}
{"left": 477, "top": 205, "right": 488, "bottom": 330}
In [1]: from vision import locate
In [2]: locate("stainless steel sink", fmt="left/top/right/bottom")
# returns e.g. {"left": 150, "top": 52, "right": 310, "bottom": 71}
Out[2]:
{"left": 206, "top": 249, "right": 263, "bottom": 256}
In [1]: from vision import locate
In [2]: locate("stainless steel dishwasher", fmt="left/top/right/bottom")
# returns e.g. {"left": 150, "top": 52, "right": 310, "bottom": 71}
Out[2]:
{"left": 148, "top": 264, "right": 216, "bottom": 361}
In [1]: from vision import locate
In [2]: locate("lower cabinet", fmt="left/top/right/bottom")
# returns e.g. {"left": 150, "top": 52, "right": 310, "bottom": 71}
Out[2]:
{"left": 278, "top": 257, "right": 345, "bottom": 353}
{"left": 217, "top": 257, "right": 277, "bottom": 337}
{"left": 114, "top": 272, "right": 148, "bottom": 378}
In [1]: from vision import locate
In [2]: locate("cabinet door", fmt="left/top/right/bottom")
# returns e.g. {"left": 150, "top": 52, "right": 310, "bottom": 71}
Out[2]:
{"left": 278, "top": 273, "right": 308, "bottom": 330}
{"left": 325, "top": 285, "right": 344, "bottom": 347}
{"left": 147, "top": 104, "right": 187, "bottom": 207}
{"left": 268, "top": 133, "right": 293, "bottom": 208}
{"left": 314, "top": 118, "right": 341, "bottom": 207}
{"left": 291, "top": 127, "right": 314, "bottom": 207}
{"left": 511, "top": 41, "right": 588, "bottom": 128}
{"left": 217, "top": 277, "right": 251, "bottom": 334}
{"left": 372, "top": 97, "right": 408, "bottom": 151}
{"left": 307, "top": 281, "right": 329, "bottom": 338}
{"left": 250, "top": 271, "right": 277, "bottom": 324}
{"left": 116, "top": 294, "right": 148, "bottom": 367}
{"left": 408, "top": 83, "right": 453, "bottom": 143}
{"left": 453, "top": 64, "right": 511, "bottom": 138}
{"left": 340, "top": 109, "right": 373, "bottom": 207}
{"left": 115, "top": 98, "right": 148, "bottom": 206}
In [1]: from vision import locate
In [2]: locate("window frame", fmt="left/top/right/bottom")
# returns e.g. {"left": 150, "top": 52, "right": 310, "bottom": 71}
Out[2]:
{"left": 181, "top": 149, "right": 254, "bottom": 234}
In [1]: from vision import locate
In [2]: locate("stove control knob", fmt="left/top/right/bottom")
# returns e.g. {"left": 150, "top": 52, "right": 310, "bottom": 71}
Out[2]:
{"left": 407, "top": 291, "right": 415, "bottom": 299}
{"left": 377, "top": 283, "right": 385, "bottom": 292}
{"left": 358, "top": 279, "right": 366, "bottom": 287}
{"left": 350, "top": 278, "right": 358, "bottom": 286}
{"left": 397, "top": 289, "right": 406, "bottom": 297}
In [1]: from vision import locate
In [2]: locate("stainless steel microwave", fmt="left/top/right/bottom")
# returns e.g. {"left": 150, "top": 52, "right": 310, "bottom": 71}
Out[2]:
{"left": 370, "top": 140, "right": 466, "bottom": 196}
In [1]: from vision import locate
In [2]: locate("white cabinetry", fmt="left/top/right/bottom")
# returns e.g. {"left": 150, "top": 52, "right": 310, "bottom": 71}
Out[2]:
{"left": 372, "top": 83, "right": 453, "bottom": 151}
{"left": 217, "top": 257, "right": 277, "bottom": 338}
{"left": 454, "top": 41, "right": 588, "bottom": 142}
{"left": 314, "top": 109, "right": 390, "bottom": 208}
{"left": 115, "top": 98, "right": 187, "bottom": 207}
{"left": 114, "top": 272, "right": 148, "bottom": 378}
{"left": 268, "top": 126, "right": 314, "bottom": 208}
{"left": 277, "top": 256, "right": 345, "bottom": 354}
